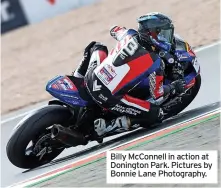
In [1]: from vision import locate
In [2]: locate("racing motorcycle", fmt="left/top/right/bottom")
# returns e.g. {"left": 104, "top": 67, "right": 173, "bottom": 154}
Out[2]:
{"left": 6, "top": 40, "right": 201, "bottom": 169}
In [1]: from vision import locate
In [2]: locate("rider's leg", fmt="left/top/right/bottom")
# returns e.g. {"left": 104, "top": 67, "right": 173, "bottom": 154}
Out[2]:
{"left": 73, "top": 42, "right": 108, "bottom": 78}
{"left": 92, "top": 93, "right": 164, "bottom": 137}
{"left": 72, "top": 42, "right": 108, "bottom": 142}
{"left": 84, "top": 66, "right": 165, "bottom": 138}
{"left": 94, "top": 116, "right": 133, "bottom": 137}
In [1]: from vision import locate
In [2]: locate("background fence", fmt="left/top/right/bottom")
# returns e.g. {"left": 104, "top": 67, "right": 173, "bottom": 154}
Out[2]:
{"left": 1, "top": 0, "right": 100, "bottom": 34}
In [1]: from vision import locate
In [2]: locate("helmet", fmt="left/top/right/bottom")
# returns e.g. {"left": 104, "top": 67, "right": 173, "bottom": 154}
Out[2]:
{"left": 137, "top": 12, "right": 174, "bottom": 50}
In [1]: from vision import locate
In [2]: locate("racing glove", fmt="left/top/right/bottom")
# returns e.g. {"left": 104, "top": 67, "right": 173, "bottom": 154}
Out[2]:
{"left": 110, "top": 26, "right": 127, "bottom": 41}
{"left": 169, "top": 79, "right": 186, "bottom": 96}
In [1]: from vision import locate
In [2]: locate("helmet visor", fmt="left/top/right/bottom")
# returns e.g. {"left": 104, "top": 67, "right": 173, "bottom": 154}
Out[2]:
{"left": 138, "top": 16, "right": 174, "bottom": 44}
{"left": 157, "top": 28, "right": 174, "bottom": 43}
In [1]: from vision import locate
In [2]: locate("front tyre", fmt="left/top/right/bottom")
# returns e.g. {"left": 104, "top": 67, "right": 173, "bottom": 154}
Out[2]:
{"left": 6, "top": 105, "right": 73, "bottom": 169}
{"left": 163, "top": 74, "right": 201, "bottom": 119}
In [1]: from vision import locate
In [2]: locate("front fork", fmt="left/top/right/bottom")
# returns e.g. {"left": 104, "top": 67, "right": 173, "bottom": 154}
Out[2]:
{"left": 161, "top": 83, "right": 193, "bottom": 113}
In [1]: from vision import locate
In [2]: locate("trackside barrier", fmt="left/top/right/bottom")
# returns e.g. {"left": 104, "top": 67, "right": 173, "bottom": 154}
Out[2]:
{"left": 1, "top": 0, "right": 100, "bottom": 34}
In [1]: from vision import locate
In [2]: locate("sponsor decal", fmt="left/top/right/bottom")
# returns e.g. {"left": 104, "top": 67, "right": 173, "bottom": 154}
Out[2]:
{"left": 111, "top": 104, "right": 141, "bottom": 116}
{"left": 63, "top": 78, "right": 75, "bottom": 90}
{"left": 98, "top": 94, "right": 108, "bottom": 102}
{"left": 97, "top": 64, "right": 117, "bottom": 85}
{"left": 192, "top": 57, "right": 200, "bottom": 73}
{"left": 1, "top": 1, "right": 15, "bottom": 23}
{"left": 57, "top": 80, "right": 67, "bottom": 90}
{"left": 54, "top": 77, "right": 77, "bottom": 91}
{"left": 178, "top": 54, "right": 189, "bottom": 60}
{"left": 60, "top": 93, "right": 79, "bottom": 99}
{"left": 175, "top": 51, "right": 193, "bottom": 62}
{"left": 1, "top": 0, "right": 28, "bottom": 33}
{"left": 52, "top": 83, "right": 59, "bottom": 89}
{"left": 93, "top": 80, "right": 102, "bottom": 91}
{"left": 20, "top": 0, "right": 99, "bottom": 24}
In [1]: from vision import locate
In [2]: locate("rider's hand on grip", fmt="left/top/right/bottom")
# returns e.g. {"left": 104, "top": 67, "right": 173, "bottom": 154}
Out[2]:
{"left": 169, "top": 79, "right": 186, "bottom": 96}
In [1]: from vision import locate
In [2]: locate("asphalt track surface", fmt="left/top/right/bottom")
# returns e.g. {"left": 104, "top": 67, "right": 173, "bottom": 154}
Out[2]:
{"left": 31, "top": 114, "right": 221, "bottom": 187}
{"left": 1, "top": 42, "right": 220, "bottom": 187}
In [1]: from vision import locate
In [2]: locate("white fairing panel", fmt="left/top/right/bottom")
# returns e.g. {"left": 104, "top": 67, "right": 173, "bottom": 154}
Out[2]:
{"left": 192, "top": 57, "right": 200, "bottom": 73}
{"left": 94, "top": 55, "right": 130, "bottom": 92}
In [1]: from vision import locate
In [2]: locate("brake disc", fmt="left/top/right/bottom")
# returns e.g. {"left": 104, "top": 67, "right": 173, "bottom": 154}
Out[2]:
{"left": 33, "top": 133, "right": 52, "bottom": 160}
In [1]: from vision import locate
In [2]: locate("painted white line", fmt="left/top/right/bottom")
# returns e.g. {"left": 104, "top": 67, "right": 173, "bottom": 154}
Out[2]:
{"left": 194, "top": 40, "right": 221, "bottom": 52}
{"left": 8, "top": 109, "right": 220, "bottom": 188}
{"left": 1, "top": 110, "right": 37, "bottom": 125}
{"left": 168, "top": 108, "right": 220, "bottom": 129}
{"left": 1, "top": 40, "right": 221, "bottom": 125}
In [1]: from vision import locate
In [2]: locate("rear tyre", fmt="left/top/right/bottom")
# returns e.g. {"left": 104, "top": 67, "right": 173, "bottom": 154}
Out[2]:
{"left": 6, "top": 105, "right": 73, "bottom": 169}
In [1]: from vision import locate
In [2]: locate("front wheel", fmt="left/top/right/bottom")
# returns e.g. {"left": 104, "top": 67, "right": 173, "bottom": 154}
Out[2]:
{"left": 162, "top": 74, "right": 201, "bottom": 119}
{"left": 6, "top": 105, "right": 73, "bottom": 169}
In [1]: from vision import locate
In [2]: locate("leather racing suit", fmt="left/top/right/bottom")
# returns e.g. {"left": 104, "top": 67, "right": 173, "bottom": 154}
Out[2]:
{"left": 73, "top": 26, "right": 196, "bottom": 137}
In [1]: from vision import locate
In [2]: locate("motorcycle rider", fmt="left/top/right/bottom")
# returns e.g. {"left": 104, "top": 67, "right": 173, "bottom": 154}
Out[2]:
{"left": 73, "top": 12, "right": 193, "bottom": 139}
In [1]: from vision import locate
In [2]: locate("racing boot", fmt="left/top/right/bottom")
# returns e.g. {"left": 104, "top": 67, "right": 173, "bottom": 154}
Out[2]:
{"left": 157, "top": 108, "right": 165, "bottom": 123}
{"left": 93, "top": 116, "right": 140, "bottom": 138}
{"left": 129, "top": 107, "right": 165, "bottom": 127}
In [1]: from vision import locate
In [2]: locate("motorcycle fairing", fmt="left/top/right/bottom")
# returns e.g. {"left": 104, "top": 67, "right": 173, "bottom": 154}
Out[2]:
{"left": 46, "top": 75, "right": 88, "bottom": 107}
{"left": 175, "top": 49, "right": 200, "bottom": 74}
{"left": 175, "top": 50, "right": 194, "bottom": 62}
{"left": 136, "top": 72, "right": 196, "bottom": 95}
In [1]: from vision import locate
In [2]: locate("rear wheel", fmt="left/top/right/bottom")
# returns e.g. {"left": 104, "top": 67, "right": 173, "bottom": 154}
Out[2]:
{"left": 6, "top": 105, "right": 73, "bottom": 169}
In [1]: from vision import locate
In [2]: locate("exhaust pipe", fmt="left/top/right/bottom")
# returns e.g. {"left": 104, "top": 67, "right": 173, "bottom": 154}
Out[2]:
{"left": 51, "top": 124, "right": 88, "bottom": 147}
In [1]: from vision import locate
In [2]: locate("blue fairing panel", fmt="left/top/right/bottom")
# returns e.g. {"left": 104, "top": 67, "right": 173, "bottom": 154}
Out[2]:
{"left": 175, "top": 50, "right": 194, "bottom": 62}
{"left": 184, "top": 72, "right": 197, "bottom": 84}
{"left": 46, "top": 75, "right": 88, "bottom": 107}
